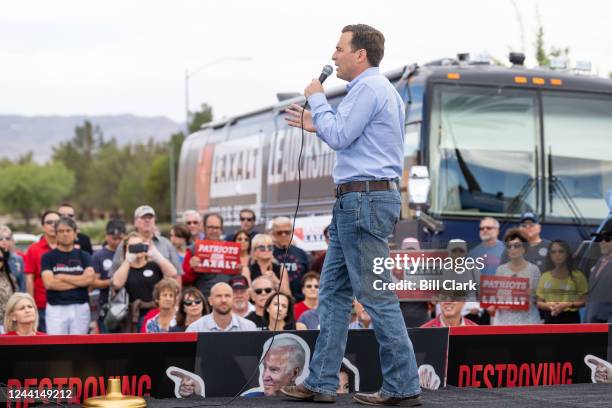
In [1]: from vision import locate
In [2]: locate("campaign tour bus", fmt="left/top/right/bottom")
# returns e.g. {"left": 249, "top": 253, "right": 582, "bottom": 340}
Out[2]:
{"left": 176, "top": 53, "right": 612, "bottom": 250}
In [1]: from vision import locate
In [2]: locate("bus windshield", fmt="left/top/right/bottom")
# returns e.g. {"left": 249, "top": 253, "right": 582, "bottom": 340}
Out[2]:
{"left": 429, "top": 83, "right": 612, "bottom": 222}
{"left": 543, "top": 91, "right": 612, "bottom": 221}
{"left": 429, "top": 84, "right": 539, "bottom": 217}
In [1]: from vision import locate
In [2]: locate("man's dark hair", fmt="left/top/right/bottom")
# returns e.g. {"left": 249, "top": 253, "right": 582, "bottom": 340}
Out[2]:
{"left": 40, "top": 210, "right": 60, "bottom": 225}
{"left": 240, "top": 208, "right": 256, "bottom": 222}
{"left": 301, "top": 271, "right": 320, "bottom": 288}
{"left": 55, "top": 216, "right": 77, "bottom": 232}
{"left": 342, "top": 24, "right": 385, "bottom": 67}
{"left": 204, "top": 212, "right": 224, "bottom": 229}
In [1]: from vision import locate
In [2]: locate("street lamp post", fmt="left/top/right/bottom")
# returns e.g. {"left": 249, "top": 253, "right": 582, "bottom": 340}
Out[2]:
{"left": 184, "top": 56, "right": 252, "bottom": 133}
{"left": 170, "top": 56, "right": 252, "bottom": 223}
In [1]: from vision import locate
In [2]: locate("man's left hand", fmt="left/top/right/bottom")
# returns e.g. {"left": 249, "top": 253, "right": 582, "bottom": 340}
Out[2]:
{"left": 304, "top": 79, "right": 324, "bottom": 98}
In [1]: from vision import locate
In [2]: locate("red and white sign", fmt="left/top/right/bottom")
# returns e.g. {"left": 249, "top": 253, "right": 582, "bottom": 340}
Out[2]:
{"left": 194, "top": 240, "right": 241, "bottom": 275}
{"left": 480, "top": 276, "right": 530, "bottom": 311}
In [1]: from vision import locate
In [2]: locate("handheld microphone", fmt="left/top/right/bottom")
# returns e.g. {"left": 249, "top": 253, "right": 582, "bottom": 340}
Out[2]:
{"left": 318, "top": 64, "right": 334, "bottom": 84}
{"left": 305, "top": 65, "right": 334, "bottom": 109}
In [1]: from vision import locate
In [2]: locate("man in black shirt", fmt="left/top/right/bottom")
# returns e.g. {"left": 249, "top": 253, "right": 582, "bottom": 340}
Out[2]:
{"left": 229, "top": 209, "right": 259, "bottom": 241}
{"left": 58, "top": 203, "right": 93, "bottom": 254}
{"left": 271, "top": 217, "right": 310, "bottom": 301}
{"left": 41, "top": 216, "right": 95, "bottom": 334}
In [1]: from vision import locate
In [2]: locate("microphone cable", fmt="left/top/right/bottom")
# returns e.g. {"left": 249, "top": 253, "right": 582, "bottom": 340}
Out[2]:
{"left": 183, "top": 99, "right": 310, "bottom": 407}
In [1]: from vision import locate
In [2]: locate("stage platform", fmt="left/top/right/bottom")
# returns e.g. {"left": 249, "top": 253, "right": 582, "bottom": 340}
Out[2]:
{"left": 143, "top": 383, "right": 612, "bottom": 408}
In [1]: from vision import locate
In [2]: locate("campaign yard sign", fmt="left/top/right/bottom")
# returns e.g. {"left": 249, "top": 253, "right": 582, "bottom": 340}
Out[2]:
{"left": 194, "top": 240, "right": 241, "bottom": 274}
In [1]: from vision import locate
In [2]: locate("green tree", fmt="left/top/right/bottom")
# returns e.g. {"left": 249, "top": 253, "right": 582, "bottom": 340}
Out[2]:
{"left": 188, "top": 103, "right": 213, "bottom": 134}
{"left": 608, "top": 71, "right": 612, "bottom": 79}
{"left": 535, "top": 16, "right": 570, "bottom": 67}
{"left": 1, "top": 152, "right": 33, "bottom": 168}
{"left": 145, "top": 154, "right": 171, "bottom": 220}
{"left": 52, "top": 121, "right": 101, "bottom": 214}
{"left": 115, "top": 140, "right": 167, "bottom": 220}
{"left": 535, "top": 23, "right": 549, "bottom": 67}
{"left": 0, "top": 162, "right": 75, "bottom": 231}
{"left": 82, "top": 138, "right": 128, "bottom": 215}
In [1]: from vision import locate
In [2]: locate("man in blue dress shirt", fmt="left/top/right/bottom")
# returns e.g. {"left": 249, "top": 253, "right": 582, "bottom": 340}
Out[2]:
{"left": 281, "top": 24, "right": 421, "bottom": 406}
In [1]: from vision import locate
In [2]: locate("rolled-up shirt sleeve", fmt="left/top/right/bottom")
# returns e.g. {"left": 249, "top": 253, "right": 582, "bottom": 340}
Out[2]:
{"left": 308, "top": 84, "right": 377, "bottom": 151}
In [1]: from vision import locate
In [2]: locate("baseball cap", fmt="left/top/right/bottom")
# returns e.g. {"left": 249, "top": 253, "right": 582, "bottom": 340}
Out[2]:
{"left": 106, "top": 220, "right": 126, "bottom": 236}
{"left": 520, "top": 212, "right": 539, "bottom": 224}
{"left": 229, "top": 275, "right": 249, "bottom": 290}
{"left": 134, "top": 205, "right": 156, "bottom": 218}
{"left": 447, "top": 239, "right": 468, "bottom": 252}
{"left": 591, "top": 231, "right": 612, "bottom": 241}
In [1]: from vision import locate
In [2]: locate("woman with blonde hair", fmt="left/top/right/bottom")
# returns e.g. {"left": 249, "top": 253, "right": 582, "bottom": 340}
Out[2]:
{"left": 3, "top": 293, "right": 44, "bottom": 336}
{"left": 243, "top": 234, "right": 290, "bottom": 294}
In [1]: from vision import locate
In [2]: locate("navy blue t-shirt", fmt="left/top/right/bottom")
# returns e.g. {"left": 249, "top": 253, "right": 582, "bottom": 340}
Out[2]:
{"left": 41, "top": 248, "right": 92, "bottom": 306}
{"left": 273, "top": 245, "right": 310, "bottom": 301}
{"left": 91, "top": 246, "right": 115, "bottom": 306}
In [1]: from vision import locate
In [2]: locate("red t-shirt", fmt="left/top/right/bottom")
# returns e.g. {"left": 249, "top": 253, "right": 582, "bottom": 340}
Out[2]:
{"left": 294, "top": 301, "right": 312, "bottom": 321}
{"left": 4, "top": 331, "right": 46, "bottom": 336}
{"left": 420, "top": 316, "right": 478, "bottom": 328}
{"left": 24, "top": 236, "right": 53, "bottom": 309}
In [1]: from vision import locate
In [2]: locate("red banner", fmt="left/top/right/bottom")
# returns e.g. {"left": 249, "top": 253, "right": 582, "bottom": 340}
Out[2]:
{"left": 480, "top": 276, "right": 530, "bottom": 311}
{"left": 194, "top": 240, "right": 241, "bottom": 275}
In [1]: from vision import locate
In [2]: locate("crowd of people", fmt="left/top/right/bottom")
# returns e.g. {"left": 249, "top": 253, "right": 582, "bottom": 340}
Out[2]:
{"left": 0, "top": 205, "right": 611, "bottom": 336}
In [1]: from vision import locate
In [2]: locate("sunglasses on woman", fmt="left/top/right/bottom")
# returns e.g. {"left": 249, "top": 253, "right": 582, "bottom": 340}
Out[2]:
{"left": 304, "top": 284, "right": 319, "bottom": 289}
{"left": 183, "top": 299, "right": 203, "bottom": 306}
{"left": 255, "top": 245, "right": 274, "bottom": 251}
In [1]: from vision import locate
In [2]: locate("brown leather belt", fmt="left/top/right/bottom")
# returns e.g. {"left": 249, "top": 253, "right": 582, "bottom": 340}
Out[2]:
{"left": 335, "top": 180, "right": 398, "bottom": 198}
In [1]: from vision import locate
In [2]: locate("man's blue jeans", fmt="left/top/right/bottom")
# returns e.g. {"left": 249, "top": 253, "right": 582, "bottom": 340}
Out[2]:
{"left": 303, "top": 189, "right": 421, "bottom": 397}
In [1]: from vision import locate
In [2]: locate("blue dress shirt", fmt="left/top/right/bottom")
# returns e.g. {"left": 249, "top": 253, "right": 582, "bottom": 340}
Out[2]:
{"left": 307, "top": 67, "right": 405, "bottom": 185}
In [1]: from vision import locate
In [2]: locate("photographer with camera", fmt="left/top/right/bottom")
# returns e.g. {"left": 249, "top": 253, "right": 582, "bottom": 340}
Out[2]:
{"left": 111, "top": 232, "right": 177, "bottom": 332}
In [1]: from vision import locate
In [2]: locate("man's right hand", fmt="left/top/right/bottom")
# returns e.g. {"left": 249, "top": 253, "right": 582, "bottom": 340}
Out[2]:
{"left": 285, "top": 104, "right": 316, "bottom": 133}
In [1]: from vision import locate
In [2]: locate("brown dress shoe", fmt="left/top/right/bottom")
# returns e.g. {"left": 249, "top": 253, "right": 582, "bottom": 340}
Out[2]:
{"left": 280, "top": 384, "right": 336, "bottom": 403}
{"left": 353, "top": 391, "right": 422, "bottom": 406}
